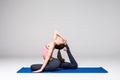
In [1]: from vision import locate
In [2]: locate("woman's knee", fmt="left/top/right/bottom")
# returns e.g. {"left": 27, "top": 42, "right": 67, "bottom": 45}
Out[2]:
{"left": 30, "top": 64, "right": 42, "bottom": 71}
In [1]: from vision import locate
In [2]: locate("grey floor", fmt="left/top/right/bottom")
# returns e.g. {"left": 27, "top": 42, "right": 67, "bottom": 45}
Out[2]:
{"left": 0, "top": 56, "right": 119, "bottom": 80}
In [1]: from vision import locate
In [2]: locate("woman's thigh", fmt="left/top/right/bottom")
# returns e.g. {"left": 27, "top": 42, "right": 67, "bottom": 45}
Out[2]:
{"left": 44, "top": 58, "right": 61, "bottom": 71}
{"left": 31, "top": 58, "right": 61, "bottom": 71}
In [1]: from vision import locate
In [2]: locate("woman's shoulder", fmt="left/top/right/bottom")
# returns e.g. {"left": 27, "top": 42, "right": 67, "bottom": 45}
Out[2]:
{"left": 46, "top": 42, "right": 55, "bottom": 49}
{"left": 49, "top": 42, "right": 55, "bottom": 46}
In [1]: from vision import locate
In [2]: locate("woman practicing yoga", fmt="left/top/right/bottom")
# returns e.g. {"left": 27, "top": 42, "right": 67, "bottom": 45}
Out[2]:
{"left": 31, "top": 31, "right": 78, "bottom": 72}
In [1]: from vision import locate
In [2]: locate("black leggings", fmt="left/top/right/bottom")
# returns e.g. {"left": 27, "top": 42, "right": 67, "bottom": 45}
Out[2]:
{"left": 30, "top": 44, "right": 78, "bottom": 71}
{"left": 59, "top": 44, "right": 78, "bottom": 69}
{"left": 31, "top": 58, "right": 61, "bottom": 71}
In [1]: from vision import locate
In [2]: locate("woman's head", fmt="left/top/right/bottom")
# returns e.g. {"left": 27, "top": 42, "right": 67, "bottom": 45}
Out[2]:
{"left": 54, "top": 37, "right": 66, "bottom": 49}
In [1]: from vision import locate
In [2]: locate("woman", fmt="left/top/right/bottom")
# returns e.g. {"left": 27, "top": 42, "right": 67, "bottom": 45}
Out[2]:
{"left": 31, "top": 31, "right": 78, "bottom": 72}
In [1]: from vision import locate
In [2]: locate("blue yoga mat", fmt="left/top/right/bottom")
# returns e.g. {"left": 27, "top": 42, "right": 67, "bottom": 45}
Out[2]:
{"left": 17, "top": 67, "right": 108, "bottom": 73}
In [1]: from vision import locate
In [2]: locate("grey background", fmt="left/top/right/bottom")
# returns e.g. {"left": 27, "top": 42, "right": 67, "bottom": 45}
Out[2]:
{"left": 0, "top": 0, "right": 120, "bottom": 59}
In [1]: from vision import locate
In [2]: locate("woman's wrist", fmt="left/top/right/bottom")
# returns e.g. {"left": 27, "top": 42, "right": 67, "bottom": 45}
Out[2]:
{"left": 33, "top": 69, "right": 42, "bottom": 73}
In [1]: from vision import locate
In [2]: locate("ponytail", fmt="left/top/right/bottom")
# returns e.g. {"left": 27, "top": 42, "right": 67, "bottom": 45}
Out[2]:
{"left": 57, "top": 49, "right": 65, "bottom": 63}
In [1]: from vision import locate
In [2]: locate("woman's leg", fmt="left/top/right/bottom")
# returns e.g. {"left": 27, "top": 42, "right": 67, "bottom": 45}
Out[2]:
{"left": 60, "top": 44, "right": 78, "bottom": 69}
{"left": 44, "top": 58, "right": 61, "bottom": 71}
{"left": 31, "top": 64, "right": 42, "bottom": 71}
{"left": 31, "top": 58, "right": 61, "bottom": 71}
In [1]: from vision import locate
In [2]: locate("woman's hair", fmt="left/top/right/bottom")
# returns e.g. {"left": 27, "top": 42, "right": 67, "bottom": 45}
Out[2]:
{"left": 55, "top": 44, "right": 65, "bottom": 50}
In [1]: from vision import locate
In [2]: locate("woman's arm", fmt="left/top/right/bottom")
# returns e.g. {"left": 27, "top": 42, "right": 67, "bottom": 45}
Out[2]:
{"left": 53, "top": 31, "right": 66, "bottom": 41}
{"left": 33, "top": 43, "right": 54, "bottom": 72}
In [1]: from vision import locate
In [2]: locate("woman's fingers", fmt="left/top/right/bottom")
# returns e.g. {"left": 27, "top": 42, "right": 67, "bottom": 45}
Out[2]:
{"left": 63, "top": 47, "right": 67, "bottom": 51}
{"left": 64, "top": 40, "right": 67, "bottom": 45}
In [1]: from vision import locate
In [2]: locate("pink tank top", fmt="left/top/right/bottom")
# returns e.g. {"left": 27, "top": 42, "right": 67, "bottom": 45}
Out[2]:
{"left": 42, "top": 46, "right": 49, "bottom": 57}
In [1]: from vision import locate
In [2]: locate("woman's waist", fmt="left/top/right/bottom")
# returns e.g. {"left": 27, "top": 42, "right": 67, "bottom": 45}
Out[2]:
{"left": 43, "top": 56, "right": 53, "bottom": 61}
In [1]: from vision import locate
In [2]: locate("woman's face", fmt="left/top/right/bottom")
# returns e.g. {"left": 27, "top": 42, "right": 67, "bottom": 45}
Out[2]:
{"left": 55, "top": 37, "right": 65, "bottom": 45}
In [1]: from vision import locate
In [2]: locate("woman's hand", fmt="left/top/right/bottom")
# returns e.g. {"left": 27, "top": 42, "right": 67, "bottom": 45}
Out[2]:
{"left": 64, "top": 40, "right": 67, "bottom": 45}
{"left": 33, "top": 69, "right": 42, "bottom": 73}
{"left": 63, "top": 47, "right": 67, "bottom": 51}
